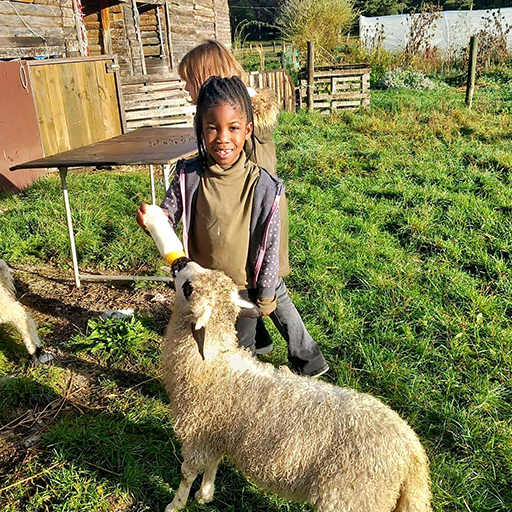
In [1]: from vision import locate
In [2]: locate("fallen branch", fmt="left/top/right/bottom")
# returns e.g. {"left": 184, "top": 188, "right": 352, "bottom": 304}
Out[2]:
{"left": 0, "top": 462, "right": 63, "bottom": 493}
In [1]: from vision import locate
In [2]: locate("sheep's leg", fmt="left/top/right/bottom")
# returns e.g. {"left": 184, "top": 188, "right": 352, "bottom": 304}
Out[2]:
{"left": 3, "top": 303, "right": 41, "bottom": 355}
{"left": 165, "top": 460, "right": 198, "bottom": 511}
{"left": 195, "top": 457, "right": 221, "bottom": 503}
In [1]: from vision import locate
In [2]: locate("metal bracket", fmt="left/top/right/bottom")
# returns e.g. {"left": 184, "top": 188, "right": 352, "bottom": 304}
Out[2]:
{"left": 106, "top": 62, "right": 120, "bottom": 73}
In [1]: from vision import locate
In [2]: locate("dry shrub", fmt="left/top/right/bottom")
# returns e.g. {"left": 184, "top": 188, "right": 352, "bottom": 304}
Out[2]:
{"left": 474, "top": 9, "right": 512, "bottom": 69}
{"left": 277, "top": 0, "right": 356, "bottom": 56}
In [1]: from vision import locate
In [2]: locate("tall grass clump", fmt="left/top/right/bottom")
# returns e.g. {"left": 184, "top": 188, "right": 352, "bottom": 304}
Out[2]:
{"left": 0, "top": 170, "right": 163, "bottom": 272}
{"left": 273, "top": 84, "right": 512, "bottom": 512}
{"left": 277, "top": 0, "right": 356, "bottom": 59}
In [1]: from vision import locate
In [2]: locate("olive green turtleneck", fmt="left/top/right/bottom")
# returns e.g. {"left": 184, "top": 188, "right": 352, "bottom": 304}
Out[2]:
{"left": 189, "top": 152, "right": 260, "bottom": 288}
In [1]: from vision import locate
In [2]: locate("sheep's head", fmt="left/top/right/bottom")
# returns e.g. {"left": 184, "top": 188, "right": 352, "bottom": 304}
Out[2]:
{"left": 174, "top": 262, "right": 260, "bottom": 359}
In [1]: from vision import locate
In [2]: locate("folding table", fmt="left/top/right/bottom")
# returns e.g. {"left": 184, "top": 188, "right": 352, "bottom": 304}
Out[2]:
{"left": 10, "top": 127, "right": 197, "bottom": 288}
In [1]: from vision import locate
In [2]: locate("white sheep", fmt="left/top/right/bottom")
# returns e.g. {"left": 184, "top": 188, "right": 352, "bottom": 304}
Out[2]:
{"left": 0, "top": 260, "right": 53, "bottom": 365}
{"left": 140, "top": 205, "right": 432, "bottom": 512}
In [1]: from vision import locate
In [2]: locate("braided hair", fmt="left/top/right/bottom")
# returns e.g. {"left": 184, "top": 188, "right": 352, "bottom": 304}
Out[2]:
{"left": 195, "top": 75, "right": 256, "bottom": 164}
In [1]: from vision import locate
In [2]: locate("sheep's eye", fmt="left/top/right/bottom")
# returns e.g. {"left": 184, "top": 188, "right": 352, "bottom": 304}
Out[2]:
{"left": 182, "top": 280, "right": 193, "bottom": 300}
{"left": 171, "top": 257, "right": 191, "bottom": 277}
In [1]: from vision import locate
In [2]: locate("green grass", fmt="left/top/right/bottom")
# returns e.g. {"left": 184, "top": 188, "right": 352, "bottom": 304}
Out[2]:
{"left": 1, "top": 81, "right": 512, "bottom": 511}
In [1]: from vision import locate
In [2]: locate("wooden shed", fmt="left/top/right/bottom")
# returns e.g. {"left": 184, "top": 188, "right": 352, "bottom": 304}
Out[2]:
{"left": 1, "top": 0, "right": 231, "bottom": 190}
{"left": 0, "top": 0, "right": 231, "bottom": 77}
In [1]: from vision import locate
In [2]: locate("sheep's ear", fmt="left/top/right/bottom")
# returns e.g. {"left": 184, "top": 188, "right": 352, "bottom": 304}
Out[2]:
{"left": 194, "top": 301, "right": 213, "bottom": 330}
{"left": 232, "top": 291, "right": 261, "bottom": 318}
{"left": 191, "top": 323, "right": 205, "bottom": 360}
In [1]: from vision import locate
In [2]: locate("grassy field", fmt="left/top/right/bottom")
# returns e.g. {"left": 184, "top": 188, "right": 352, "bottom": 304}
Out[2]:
{"left": 1, "top": 77, "right": 512, "bottom": 511}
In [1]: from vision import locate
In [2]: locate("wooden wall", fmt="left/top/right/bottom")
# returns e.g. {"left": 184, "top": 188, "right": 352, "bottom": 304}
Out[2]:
{"left": 0, "top": 0, "right": 232, "bottom": 78}
{"left": 164, "top": 0, "right": 231, "bottom": 68}
{"left": 0, "top": 0, "right": 80, "bottom": 59}
{"left": 27, "top": 56, "right": 124, "bottom": 156}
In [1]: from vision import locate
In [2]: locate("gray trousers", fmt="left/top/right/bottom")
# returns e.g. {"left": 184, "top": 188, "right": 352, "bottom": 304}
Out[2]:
{"left": 236, "top": 278, "right": 327, "bottom": 375}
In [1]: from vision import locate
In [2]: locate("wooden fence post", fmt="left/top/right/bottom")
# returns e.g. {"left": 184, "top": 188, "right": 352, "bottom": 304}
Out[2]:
{"left": 465, "top": 35, "right": 478, "bottom": 108}
{"left": 307, "top": 41, "right": 315, "bottom": 112}
{"left": 291, "top": 42, "right": 297, "bottom": 69}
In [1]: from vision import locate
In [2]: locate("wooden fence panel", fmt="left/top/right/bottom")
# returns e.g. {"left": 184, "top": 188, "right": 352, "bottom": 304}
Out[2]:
{"left": 298, "top": 65, "right": 371, "bottom": 113}
{"left": 246, "top": 69, "right": 296, "bottom": 112}
{"left": 121, "top": 75, "right": 195, "bottom": 130}
{"left": 28, "top": 56, "right": 124, "bottom": 156}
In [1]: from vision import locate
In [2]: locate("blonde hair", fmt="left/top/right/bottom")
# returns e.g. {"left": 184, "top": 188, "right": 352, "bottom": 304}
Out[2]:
{"left": 178, "top": 39, "right": 246, "bottom": 104}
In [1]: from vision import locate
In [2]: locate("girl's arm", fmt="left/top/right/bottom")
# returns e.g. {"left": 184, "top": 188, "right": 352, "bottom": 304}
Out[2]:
{"left": 256, "top": 202, "right": 281, "bottom": 316}
{"left": 160, "top": 173, "right": 183, "bottom": 229}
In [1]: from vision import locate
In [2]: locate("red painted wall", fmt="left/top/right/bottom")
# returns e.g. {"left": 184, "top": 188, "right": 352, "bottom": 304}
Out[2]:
{"left": 0, "top": 61, "right": 45, "bottom": 192}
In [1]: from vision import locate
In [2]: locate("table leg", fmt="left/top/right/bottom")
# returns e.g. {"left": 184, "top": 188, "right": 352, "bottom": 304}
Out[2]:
{"left": 59, "top": 167, "right": 81, "bottom": 288}
{"left": 150, "top": 164, "right": 156, "bottom": 205}
{"left": 163, "top": 163, "right": 171, "bottom": 191}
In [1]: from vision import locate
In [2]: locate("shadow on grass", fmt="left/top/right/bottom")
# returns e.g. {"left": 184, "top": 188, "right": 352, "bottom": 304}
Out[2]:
{"left": 1, "top": 355, "right": 309, "bottom": 511}
{"left": 1, "top": 378, "right": 306, "bottom": 511}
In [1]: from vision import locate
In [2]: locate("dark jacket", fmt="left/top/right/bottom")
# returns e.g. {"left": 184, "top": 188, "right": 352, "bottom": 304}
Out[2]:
{"left": 161, "top": 156, "right": 284, "bottom": 300}
{"left": 247, "top": 88, "right": 290, "bottom": 277}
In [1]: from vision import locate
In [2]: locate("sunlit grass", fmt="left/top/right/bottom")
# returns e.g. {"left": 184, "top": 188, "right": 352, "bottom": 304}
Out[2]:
{"left": 1, "top": 81, "right": 512, "bottom": 511}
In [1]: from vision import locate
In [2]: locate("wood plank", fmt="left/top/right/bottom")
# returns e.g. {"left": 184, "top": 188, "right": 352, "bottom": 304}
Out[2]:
{"left": 14, "top": 0, "right": 62, "bottom": 5}
{"left": 93, "top": 60, "right": 122, "bottom": 139}
{"left": 123, "top": 87, "right": 185, "bottom": 99}
{"left": 80, "top": 60, "right": 107, "bottom": 145}
{"left": 0, "top": 45, "right": 63, "bottom": 59}
{"left": 57, "top": 60, "right": 89, "bottom": 150}
{"left": 124, "top": 98, "right": 189, "bottom": 111}
{"left": 0, "top": 2, "right": 62, "bottom": 16}
{"left": 46, "top": 63, "right": 73, "bottom": 153}
{"left": 123, "top": 92, "right": 188, "bottom": 106}
{"left": 0, "top": 13, "right": 64, "bottom": 29}
{"left": 125, "top": 104, "right": 195, "bottom": 120}
{"left": 127, "top": 117, "right": 193, "bottom": 129}
{"left": 0, "top": 36, "right": 61, "bottom": 47}
{"left": 28, "top": 65, "right": 58, "bottom": 155}
{"left": 313, "top": 94, "right": 368, "bottom": 102}
{"left": 142, "top": 46, "right": 162, "bottom": 56}
{"left": 0, "top": 25, "right": 64, "bottom": 37}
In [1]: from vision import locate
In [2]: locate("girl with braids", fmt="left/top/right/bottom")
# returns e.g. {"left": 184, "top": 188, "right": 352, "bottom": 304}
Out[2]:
{"left": 138, "top": 76, "right": 328, "bottom": 377}
{"left": 180, "top": 41, "right": 328, "bottom": 376}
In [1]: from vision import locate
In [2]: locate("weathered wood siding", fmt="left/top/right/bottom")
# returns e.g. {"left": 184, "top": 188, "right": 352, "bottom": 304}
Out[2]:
{"left": 166, "top": 0, "right": 231, "bottom": 66}
{"left": 122, "top": 75, "right": 194, "bottom": 130}
{"left": 0, "top": 0, "right": 80, "bottom": 59}
{"left": 28, "top": 56, "right": 124, "bottom": 156}
{"left": 1, "top": 0, "right": 231, "bottom": 78}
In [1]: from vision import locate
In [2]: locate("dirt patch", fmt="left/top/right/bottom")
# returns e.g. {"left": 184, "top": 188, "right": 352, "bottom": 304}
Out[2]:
{"left": 0, "top": 263, "right": 176, "bottom": 477}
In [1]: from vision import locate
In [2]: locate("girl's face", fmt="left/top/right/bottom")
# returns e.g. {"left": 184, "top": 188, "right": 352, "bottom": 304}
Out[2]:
{"left": 201, "top": 104, "right": 253, "bottom": 168}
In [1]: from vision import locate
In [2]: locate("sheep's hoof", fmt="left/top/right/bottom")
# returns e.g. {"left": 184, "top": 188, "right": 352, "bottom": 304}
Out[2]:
{"left": 165, "top": 500, "right": 184, "bottom": 512}
{"left": 31, "top": 350, "right": 54, "bottom": 367}
{"left": 195, "top": 487, "right": 214, "bottom": 504}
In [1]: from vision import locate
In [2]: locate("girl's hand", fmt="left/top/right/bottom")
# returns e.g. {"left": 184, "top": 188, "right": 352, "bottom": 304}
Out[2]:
{"left": 136, "top": 203, "right": 148, "bottom": 231}
{"left": 136, "top": 203, "right": 169, "bottom": 233}
{"left": 257, "top": 295, "right": 277, "bottom": 318}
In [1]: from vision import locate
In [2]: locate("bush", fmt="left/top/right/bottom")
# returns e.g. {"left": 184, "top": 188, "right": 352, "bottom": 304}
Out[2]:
{"left": 276, "top": 0, "right": 356, "bottom": 58}
{"left": 377, "top": 68, "right": 438, "bottom": 90}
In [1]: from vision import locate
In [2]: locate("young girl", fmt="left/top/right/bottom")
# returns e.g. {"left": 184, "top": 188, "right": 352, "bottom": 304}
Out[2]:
{"left": 144, "top": 74, "right": 327, "bottom": 375}
{"left": 139, "top": 76, "right": 280, "bottom": 348}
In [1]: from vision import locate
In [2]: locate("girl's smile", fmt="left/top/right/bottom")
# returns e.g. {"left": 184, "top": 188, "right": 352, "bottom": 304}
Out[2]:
{"left": 201, "top": 104, "right": 253, "bottom": 167}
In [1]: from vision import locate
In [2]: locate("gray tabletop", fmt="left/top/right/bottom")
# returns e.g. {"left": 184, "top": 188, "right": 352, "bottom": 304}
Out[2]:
{"left": 10, "top": 127, "right": 197, "bottom": 170}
